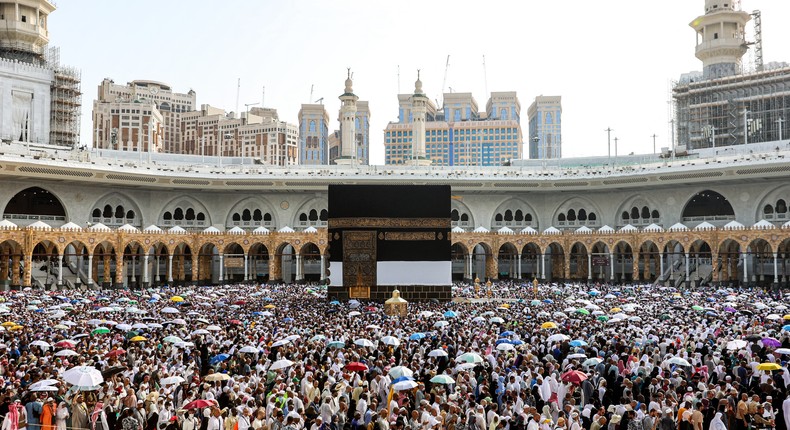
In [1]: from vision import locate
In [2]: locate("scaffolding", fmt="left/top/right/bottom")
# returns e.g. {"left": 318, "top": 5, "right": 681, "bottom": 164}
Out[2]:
{"left": 46, "top": 47, "right": 81, "bottom": 147}
{"left": 672, "top": 65, "right": 790, "bottom": 150}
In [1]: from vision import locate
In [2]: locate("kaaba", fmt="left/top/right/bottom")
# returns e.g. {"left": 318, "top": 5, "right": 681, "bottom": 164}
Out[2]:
{"left": 327, "top": 185, "right": 451, "bottom": 302}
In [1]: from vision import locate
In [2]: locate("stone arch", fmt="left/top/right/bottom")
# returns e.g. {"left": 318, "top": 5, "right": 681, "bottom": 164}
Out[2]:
{"left": 552, "top": 196, "right": 602, "bottom": 230}
{"left": 299, "top": 242, "right": 322, "bottom": 282}
{"left": 91, "top": 241, "right": 118, "bottom": 288}
{"left": 249, "top": 243, "right": 270, "bottom": 282}
{"left": 637, "top": 240, "right": 660, "bottom": 282}
{"left": 90, "top": 192, "right": 144, "bottom": 227}
{"left": 520, "top": 242, "right": 541, "bottom": 280}
{"left": 613, "top": 241, "right": 635, "bottom": 283}
{"left": 688, "top": 239, "right": 713, "bottom": 286}
{"left": 490, "top": 198, "right": 539, "bottom": 230}
{"left": 754, "top": 184, "right": 790, "bottom": 224}
{"left": 568, "top": 241, "right": 588, "bottom": 280}
{"left": 451, "top": 242, "right": 467, "bottom": 281}
{"left": 545, "top": 242, "right": 565, "bottom": 281}
{"left": 0, "top": 239, "right": 24, "bottom": 287}
{"left": 451, "top": 199, "right": 475, "bottom": 230}
{"left": 681, "top": 189, "right": 735, "bottom": 223}
{"left": 293, "top": 197, "right": 328, "bottom": 229}
{"left": 497, "top": 242, "right": 519, "bottom": 280}
{"left": 225, "top": 197, "right": 279, "bottom": 230}
{"left": 158, "top": 196, "right": 212, "bottom": 229}
{"left": 220, "top": 242, "right": 245, "bottom": 283}
{"left": 746, "top": 238, "right": 774, "bottom": 286}
{"left": 197, "top": 242, "right": 220, "bottom": 285}
{"left": 272, "top": 241, "right": 296, "bottom": 283}
{"left": 589, "top": 241, "right": 611, "bottom": 282}
{"left": 471, "top": 242, "right": 494, "bottom": 281}
{"left": 1, "top": 186, "right": 68, "bottom": 225}
{"left": 614, "top": 194, "right": 662, "bottom": 227}
{"left": 31, "top": 240, "right": 58, "bottom": 288}
{"left": 716, "top": 238, "right": 741, "bottom": 285}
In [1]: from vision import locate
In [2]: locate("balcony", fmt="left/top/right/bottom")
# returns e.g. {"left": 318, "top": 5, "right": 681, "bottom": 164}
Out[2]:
{"left": 0, "top": 19, "right": 49, "bottom": 45}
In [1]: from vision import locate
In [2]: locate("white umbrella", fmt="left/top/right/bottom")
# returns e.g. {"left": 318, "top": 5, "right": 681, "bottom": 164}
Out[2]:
{"left": 62, "top": 366, "right": 104, "bottom": 387}
{"left": 239, "top": 346, "right": 260, "bottom": 354}
{"left": 29, "top": 379, "right": 59, "bottom": 391}
{"left": 428, "top": 349, "right": 448, "bottom": 357}
{"left": 269, "top": 359, "right": 294, "bottom": 370}
{"left": 496, "top": 343, "right": 515, "bottom": 351}
{"left": 727, "top": 340, "right": 748, "bottom": 350}
{"left": 272, "top": 339, "right": 290, "bottom": 347}
{"left": 160, "top": 376, "right": 186, "bottom": 386}
{"left": 457, "top": 352, "right": 484, "bottom": 363}
{"left": 131, "top": 323, "right": 148, "bottom": 330}
{"left": 568, "top": 353, "right": 587, "bottom": 359}
{"left": 348, "top": 311, "right": 361, "bottom": 317}
{"left": 55, "top": 350, "right": 79, "bottom": 357}
{"left": 775, "top": 348, "right": 790, "bottom": 355}
{"left": 419, "top": 311, "right": 434, "bottom": 318}
{"left": 206, "top": 325, "right": 222, "bottom": 331}
{"left": 489, "top": 317, "right": 505, "bottom": 324}
{"left": 546, "top": 334, "right": 570, "bottom": 343}
{"left": 31, "top": 386, "right": 59, "bottom": 392}
{"left": 388, "top": 366, "right": 413, "bottom": 379}
{"left": 30, "top": 340, "right": 51, "bottom": 349}
{"left": 114, "top": 324, "right": 133, "bottom": 331}
{"left": 392, "top": 380, "right": 418, "bottom": 391}
{"left": 665, "top": 357, "right": 691, "bottom": 366}
{"left": 766, "top": 314, "right": 782, "bottom": 321}
{"left": 354, "top": 339, "right": 375, "bottom": 348}
{"left": 161, "top": 307, "right": 179, "bottom": 314}
{"left": 434, "top": 320, "right": 449, "bottom": 328}
{"left": 380, "top": 336, "right": 401, "bottom": 347}
{"left": 191, "top": 329, "right": 210, "bottom": 335}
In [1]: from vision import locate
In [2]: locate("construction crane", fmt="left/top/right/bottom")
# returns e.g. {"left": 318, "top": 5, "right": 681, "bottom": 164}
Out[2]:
{"left": 315, "top": 98, "right": 324, "bottom": 105}
{"left": 751, "top": 10, "right": 763, "bottom": 72}
{"left": 440, "top": 55, "right": 450, "bottom": 109}
{"left": 309, "top": 84, "right": 314, "bottom": 103}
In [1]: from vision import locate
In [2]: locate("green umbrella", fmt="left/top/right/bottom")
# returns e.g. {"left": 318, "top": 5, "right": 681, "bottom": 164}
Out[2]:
{"left": 91, "top": 327, "right": 110, "bottom": 335}
{"left": 597, "top": 315, "right": 609, "bottom": 322}
{"left": 430, "top": 374, "right": 455, "bottom": 384}
{"left": 659, "top": 314, "right": 671, "bottom": 320}
{"left": 327, "top": 341, "right": 345, "bottom": 349}
{"left": 128, "top": 300, "right": 138, "bottom": 305}
{"left": 530, "top": 300, "right": 541, "bottom": 306}
{"left": 576, "top": 308, "right": 590, "bottom": 315}
{"left": 691, "top": 305, "right": 704, "bottom": 312}
{"left": 125, "top": 331, "right": 140, "bottom": 339}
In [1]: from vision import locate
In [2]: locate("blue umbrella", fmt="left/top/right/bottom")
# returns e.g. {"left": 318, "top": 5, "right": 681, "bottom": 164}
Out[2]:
{"left": 495, "top": 339, "right": 511, "bottom": 345}
{"left": 283, "top": 318, "right": 294, "bottom": 322}
{"left": 783, "top": 325, "right": 790, "bottom": 332}
{"left": 570, "top": 340, "right": 588, "bottom": 347}
{"left": 443, "top": 311, "right": 458, "bottom": 318}
{"left": 391, "top": 375, "right": 414, "bottom": 383}
{"left": 510, "top": 339, "right": 524, "bottom": 345}
{"left": 588, "top": 291, "right": 600, "bottom": 296}
{"left": 210, "top": 354, "right": 230, "bottom": 365}
{"left": 543, "top": 299, "right": 554, "bottom": 304}
{"left": 264, "top": 297, "right": 274, "bottom": 301}
{"left": 409, "top": 333, "right": 426, "bottom": 341}
{"left": 330, "top": 301, "right": 340, "bottom": 305}
{"left": 252, "top": 312, "right": 263, "bottom": 316}
{"left": 499, "top": 331, "right": 515, "bottom": 337}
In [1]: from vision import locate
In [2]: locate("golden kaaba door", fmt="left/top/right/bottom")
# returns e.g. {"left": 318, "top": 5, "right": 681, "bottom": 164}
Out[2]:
{"left": 343, "top": 230, "right": 376, "bottom": 296}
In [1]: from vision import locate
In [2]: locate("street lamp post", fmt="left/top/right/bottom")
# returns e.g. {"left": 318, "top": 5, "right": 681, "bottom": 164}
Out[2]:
{"left": 605, "top": 127, "right": 613, "bottom": 158}
{"left": 532, "top": 135, "right": 539, "bottom": 160}
{"left": 742, "top": 109, "right": 750, "bottom": 145}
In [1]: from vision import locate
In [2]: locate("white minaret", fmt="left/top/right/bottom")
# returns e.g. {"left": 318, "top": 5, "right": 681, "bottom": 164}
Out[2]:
{"left": 691, "top": 0, "right": 750, "bottom": 79}
{"left": 335, "top": 69, "right": 358, "bottom": 165}
{"left": 411, "top": 71, "right": 432, "bottom": 166}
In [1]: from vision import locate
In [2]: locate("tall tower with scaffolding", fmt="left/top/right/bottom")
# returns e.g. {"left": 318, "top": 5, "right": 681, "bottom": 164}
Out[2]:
{"left": 671, "top": 0, "right": 790, "bottom": 151}
{"left": 0, "top": 0, "right": 81, "bottom": 147}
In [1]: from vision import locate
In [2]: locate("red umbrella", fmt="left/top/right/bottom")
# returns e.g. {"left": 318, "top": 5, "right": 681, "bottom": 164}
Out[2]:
{"left": 183, "top": 399, "right": 217, "bottom": 410}
{"left": 234, "top": 301, "right": 246, "bottom": 305}
{"left": 105, "top": 349, "right": 127, "bottom": 358}
{"left": 345, "top": 362, "right": 369, "bottom": 372}
{"left": 229, "top": 320, "right": 242, "bottom": 325}
{"left": 365, "top": 306, "right": 377, "bottom": 312}
{"left": 54, "top": 340, "right": 77, "bottom": 348}
{"left": 560, "top": 370, "right": 588, "bottom": 385}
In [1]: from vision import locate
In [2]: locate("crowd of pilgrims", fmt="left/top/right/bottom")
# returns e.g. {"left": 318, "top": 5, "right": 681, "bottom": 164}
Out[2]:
{"left": 0, "top": 281, "right": 785, "bottom": 430}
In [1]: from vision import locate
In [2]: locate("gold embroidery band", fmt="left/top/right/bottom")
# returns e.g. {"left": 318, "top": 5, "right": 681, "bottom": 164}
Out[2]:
{"left": 328, "top": 218, "right": 450, "bottom": 229}
{"left": 383, "top": 232, "right": 436, "bottom": 241}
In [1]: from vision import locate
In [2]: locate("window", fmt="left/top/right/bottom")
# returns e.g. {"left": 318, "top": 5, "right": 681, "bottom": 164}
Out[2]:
{"left": 545, "top": 113, "right": 553, "bottom": 124}
{"left": 21, "top": 16, "right": 26, "bottom": 22}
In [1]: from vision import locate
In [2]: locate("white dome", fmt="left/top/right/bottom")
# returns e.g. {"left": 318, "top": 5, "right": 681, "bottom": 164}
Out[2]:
{"left": 693, "top": 221, "right": 715, "bottom": 231}
{"left": 253, "top": 226, "right": 270, "bottom": 235}
{"left": 574, "top": 226, "right": 592, "bottom": 234}
{"left": 521, "top": 226, "right": 537, "bottom": 235}
{"left": 617, "top": 224, "right": 637, "bottom": 233}
{"left": 28, "top": 221, "right": 52, "bottom": 230}
{"left": 723, "top": 221, "right": 745, "bottom": 230}
{"left": 543, "top": 226, "right": 561, "bottom": 235}
{"left": 598, "top": 225, "right": 615, "bottom": 233}
{"left": 497, "top": 226, "right": 514, "bottom": 235}
{"left": 473, "top": 226, "right": 490, "bottom": 233}
{"left": 227, "top": 226, "right": 246, "bottom": 235}
{"left": 668, "top": 223, "right": 689, "bottom": 232}
{"left": 118, "top": 224, "right": 140, "bottom": 233}
{"left": 143, "top": 225, "right": 163, "bottom": 233}
{"left": 451, "top": 226, "right": 465, "bottom": 233}
{"left": 643, "top": 223, "right": 664, "bottom": 232}
{"left": 59, "top": 222, "right": 83, "bottom": 231}
{"left": 753, "top": 219, "right": 776, "bottom": 229}
{"left": 203, "top": 226, "right": 222, "bottom": 234}
{"left": 168, "top": 226, "right": 187, "bottom": 234}
{"left": 303, "top": 226, "right": 318, "bottom": 233}
{"left": 87, "top": 223, "right": 111, "bottom": 232}
{"left": 0, "top": 220, "right": 17, "bottom": 230}
{"left": 278, "top": 226, "right": 295, "bottom": 233}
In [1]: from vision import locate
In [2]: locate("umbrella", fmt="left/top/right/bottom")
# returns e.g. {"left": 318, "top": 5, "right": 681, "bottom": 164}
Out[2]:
{"left": 583, "top": 357, "right": 602, "bottom": 367}
{"left": 691, "top": 305, "right": 704, "bottom": 312}
{"left": 457, "top": 352, "right": 484, "bottom": 363}
{"left": 428, "top": 348, "right": 448, "bottom": 357}
{"left": 163, "top": 336, "right": 183, "bottom": 344}
{"left": 29, "top": 379, "right": 60, "bottom": 391}
{"left": 570, "top": 340, "right": 588, "bottom": 347}
{"left": 114, "top": 323, "right": 133, "bottom": 331}
{"left": 210, "top": 354, "right": 230, "bottom": 365}
{"left": 443, "top": 311, "right": 458, "bottom": 318}
{"left": 191, "top": 329, "right": 210, "bottom": 336}
{"left": 766, "top": 314, "right": 782, "bottom": 321}
{"left": 541, "top": 322, "right": 558, "bottom": 329}
{"left": 183, "top": 399, "right": 217, "bottom": 410}
{"left": 409, "top": 333, "right": 426, "bottom": 341}
{"left": 348, "top": 311, "right": 361, "bottom": 317}
{"left": 561, "top": 370, "right": 588, "bottom": 385}
{"left": 762, "top": 338, "right": 782, "bottom": 348}
{"left": 388, "top": 366, "right": 414, "bottom": 379}
{"left": 434, "top": 320, "right": 450, "bottom": 328}
{"left": 31, "top": 385, "right": 59, "bottom": 392}
{"left": 757, "top": 363, "right": 782, "bottom": 371}
{"left": 568, "top": 353, "right": 587, "bottom": 359}
{"left": 381, "top": 336, "right": 400, "bottom": 347}
{"left": 270, "top": 359, "right": 294, "bottom": 370}
{"left": 101, "top": 365, "right": 126, "bottom": 379}
{"left": 575, "top": 308, "right": 590, "bottom": 315}
{"left": 496, "top": 343, "right": 515, "bottom": 351}
{"left": 55, "top": 349, "right": 78, "bottom": 357}
{"left": 30, "top": 340, "right": 51, "bottom": 349}
{"left": 91, "top": 327, "right": 110, "bottom": 335}
{"left": 597, "top": 315, "right": 610, "bottom": 322}
{"left": 63, "top": 366, "right": 104, "bottom": 387}
{"left": 105, "top": 349, "right": 126, "bottom": 358}
{"left": 393, "top": 380, "right": 418, "bottom": 391}
{"left": 161, "top": 307, "right": 179, "bottom": 314}
{"left": 206, "top": 325, "right": 222, "bottom": 331}
{"left": 489, "top": 317, "right": 504, "bottom": 324}
{"left": 203, "top": 373, "right": 230, "bottom": 382}
{"left": 239, "top": 346, "right": 259, "bottom": 354}
{"left": 345, "top": 362, "right": 369, "bottom": 372}
{"left": 327, "top": 341, "right": 345, "bottom": 349}
{"left": 354, "top": 339, "right": 375, "bottom": 348}
{"left": 160, "top": 376, "right": 186, "bottom": 386}
{"left": 727, "top": 340, "right": 748, "bottom": 350}
{"left": 499, "top": 331, "right": 515, "bottom": 337}
{"left": 129, "top": 336, "right": 147, "bottom": 342}
{"left": 430, "top": 374, "right": 455, "bottom": 384}
{"left": 547, "top": 334, "right": 570, "bottom": 343}
{"left": 666, "top": 357, "right": 691, "bottom": 366}
{"left": 775, "top": 348, "right": 790, "bottom": 355}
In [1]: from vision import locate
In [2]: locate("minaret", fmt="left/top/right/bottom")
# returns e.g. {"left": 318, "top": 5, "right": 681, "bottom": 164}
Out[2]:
{"left": 690, "top": 0, "right": 750, "bottom": 79}
{"left": 411, "top": 71, "right": 432, "bottom": 166}
{"left": 0, "top": 0, "right": 56, "bottom": 65}
{"left": 335, "top": 69, "right": 358, "bottom": 165}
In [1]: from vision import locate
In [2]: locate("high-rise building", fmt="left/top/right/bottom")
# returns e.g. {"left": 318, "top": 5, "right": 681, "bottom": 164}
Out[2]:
{"left": 0, "top": 0, "right": 81, "bottom": 147}
{"left": 527, "top": 96, "right": 562, "bottom": 159}
{"left": 298, "top": 103, "right": 329, "bottom": 165}
{"left": 354, "top": 101, "right": 370, "bottom": 165}
{"left": 93, "top": 79, "right": 297, "bottom": 165}
{"left": 383, "top": 77, "right": 522, "bottom": 166}
{"left": 673, "top": 0, "right": 790, "bottom": 150}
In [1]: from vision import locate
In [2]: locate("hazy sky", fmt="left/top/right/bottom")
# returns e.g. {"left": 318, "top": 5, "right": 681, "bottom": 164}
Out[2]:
{"left": 50, "top": 0, "right": 790, "bottom": 165}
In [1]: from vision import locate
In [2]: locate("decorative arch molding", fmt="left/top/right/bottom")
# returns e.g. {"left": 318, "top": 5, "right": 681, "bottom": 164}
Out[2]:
{"left": 490, "top": 198, "right": 539, "bottom": 230}
{"left": 680, "top": 188, "right": 735, "bottom": 224}
{"left": 613, "top": 194, "right": 662, "bottom": 228}
{"left": 292, "top": 197, "right": 328, "bottom": 229}
{"left": 90, "top": 192, "right": 144, "bottom": 227}
{"left": 1, "top": 185, "right": 69, "bottom": 224}
{"left": 552, "top": 196, "right": 603, "bottom": 230}
{"left": 224, "top": 197, "right": 279, "bottom": 230}
{"left": 451, "top": 199, "right": 475, "bottom": 230}
{"left": 158, "top": 196, "right": 212, "bottom": 229}
{"left": 754, "top": 184, "right": 790, "bottom": 224}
